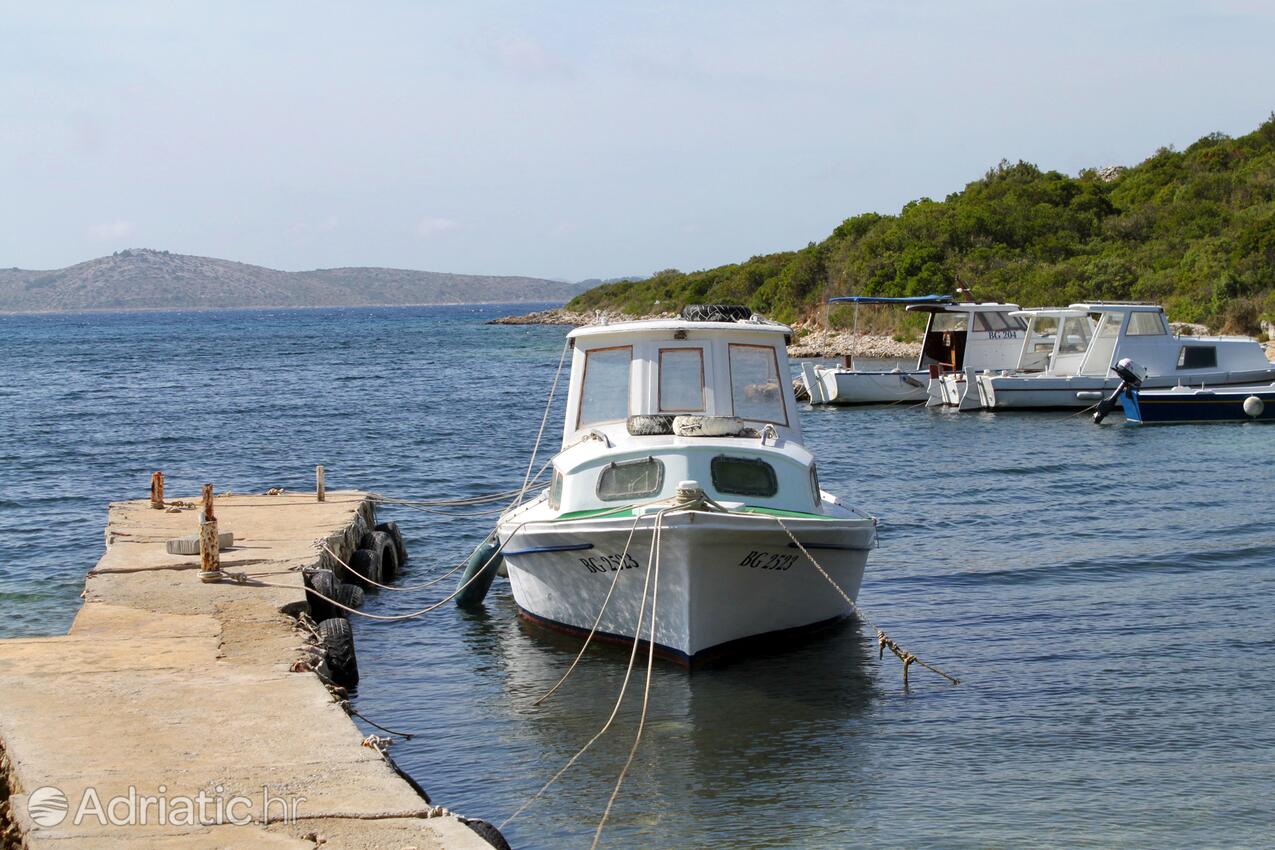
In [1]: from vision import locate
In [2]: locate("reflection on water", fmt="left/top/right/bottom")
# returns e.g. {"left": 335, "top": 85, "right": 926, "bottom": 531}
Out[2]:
{"left": 450, "top": 594, "right": 879, "bottom": 848}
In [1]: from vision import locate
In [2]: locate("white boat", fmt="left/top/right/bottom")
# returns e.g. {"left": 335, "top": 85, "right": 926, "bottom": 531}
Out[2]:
{"left": 801, "top": 296, "right": 1025, "bottom": 406}
{"left": 975, "top": 302, "right": 1275, "bottom": 410}
{"left": 938, "top": 306, "right": 1093, "bottom": 411}
{"left": 497, "top": 307, "right": 877, "bottom": 664}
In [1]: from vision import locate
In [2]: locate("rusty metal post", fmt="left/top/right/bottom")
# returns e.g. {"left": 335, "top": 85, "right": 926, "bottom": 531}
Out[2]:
{"left": 199, "top": 483, "right": 221, "bottom": 582}
{"left": 316, "top": 465, "right": 326, "bottom": 502}
{"left": 841, "top": 353, "right": 853, "bottom": 369}
{"left": 149, "top": 471, "right": 165, "bottom": 509}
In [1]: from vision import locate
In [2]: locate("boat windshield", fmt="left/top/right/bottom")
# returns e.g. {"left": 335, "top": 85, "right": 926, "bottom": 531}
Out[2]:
{"left": 1080, "top": 313, "right": 1123, "bottom": 375}
{"left": 729, "top": 344, "right": 787, "bottom": 425}
{"left": 658, "top": 348, "right": 706, "bottom": 412}
{"left": 577, "top": 346, "right": 632, "bottom": 428}
{"left": 1059, "top": 315, "right": 1093, "bottom": 354}
{"left": 1018, "top": 316, "right": 1057, "bottom": 371}
{"left": 930, "top": 312, "right": 968, "bottom": 332}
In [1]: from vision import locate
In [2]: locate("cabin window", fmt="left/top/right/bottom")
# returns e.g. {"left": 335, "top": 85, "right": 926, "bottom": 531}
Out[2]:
{"left": 1178, "top": 345, "right": 1218, "bottom": 369}
{"left": 728, "top": 344, "right": 787, "bottom": 425}
{"left": 548, "top": 469, "right": 563, "bottom": 510}
{"left": 974, "top": 312, "right": 1026, "bottom": 332}
{"left": 809, "top": 464, "right": 822, "bottom": 509}
{"left": 577, "top": 346, "right": 632, "bottom": 429}
{"left": 1058, "top": 316, "right": 1093, "bottom": 354}
{"left": 597, "top": 457, "right": 664, "bottom": 501}
{"left": 658, "top": 348, "right": 705, "bottom": 412}
{"left": 711, "top": 456, "right": 778, "bottom": 498}
{"left": 1127, "top": 312, "right": 1168, "bottom": 336}
{"left": 930, "top": 313, "right": 969, "bottom": 332}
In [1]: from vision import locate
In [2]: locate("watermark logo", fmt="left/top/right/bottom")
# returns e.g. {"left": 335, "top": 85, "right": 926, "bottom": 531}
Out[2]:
{"left": 23, "top": 785, "right": 305, "bottom": 827}
{"left": 27, "top": 786, "right": 69, "bottom": 827}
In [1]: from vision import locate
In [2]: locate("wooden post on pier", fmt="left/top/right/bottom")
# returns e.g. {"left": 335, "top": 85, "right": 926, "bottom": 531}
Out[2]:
{"left": 316, "top": 465, "right": 326, "bottom": 502}
{"left": 199, "top": 483, "right": 221, "bottom": 582}
{"left": 150, "top": 471, "right": 165, "bottom": 509}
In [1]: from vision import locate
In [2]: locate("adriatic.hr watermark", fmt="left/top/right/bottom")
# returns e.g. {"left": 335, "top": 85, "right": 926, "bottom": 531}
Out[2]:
{"left": 26, "top": 784, "right": 306, "bottom": 828}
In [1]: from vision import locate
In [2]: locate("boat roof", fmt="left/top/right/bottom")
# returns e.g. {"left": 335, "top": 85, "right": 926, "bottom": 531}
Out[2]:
{"left": 905, "top": 301, "right": 1021, "bottom": 314}
{"left": 567, "top": 317, "right": 791, "bottom": 341}
{"left": 1069, "top": 302, "right": 1163, "bottom": 313}
{"left": 828, "top": 294, "right": 952, "bottom": 305}
{"left": 1011, "top": 308, "right": 1090, "bottom": 319}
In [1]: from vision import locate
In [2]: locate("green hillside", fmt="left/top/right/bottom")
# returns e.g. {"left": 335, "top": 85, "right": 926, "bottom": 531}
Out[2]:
{"left": 570, "top": 114, "right": 1275, "bottom": 336}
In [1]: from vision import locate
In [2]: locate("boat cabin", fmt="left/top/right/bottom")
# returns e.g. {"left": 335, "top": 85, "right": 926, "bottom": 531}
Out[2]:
{"left": 1072, "top": 303, "right": 1270, "bottom": 378}
{"left": 550, "top": 313, "right": 822, "bottom": 518}
{"left": 1009, "top": 308, "right": 1096, "bottom": 375}
{"left": 902, "top": 301, "right": 1026, "bottom": 372}
{"left": 1009, "top": 302, "right": 1272, "bottom": 379}
{"left": 562, "top": 316, "right": 801, "bottom": 446}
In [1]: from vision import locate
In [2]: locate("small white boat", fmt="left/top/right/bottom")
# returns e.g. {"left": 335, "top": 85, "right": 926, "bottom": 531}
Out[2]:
{"left": 497, "top": 306, "right": 876, "bottom": 664}
{"left": 801, "top": 296, "right": 1025, "bottom": 406}
{"left": 1091, "top": 359, "right": 1275, "bottom": 425}
{"left": 975, "top": 302, "right": 1275, "bottom": 410}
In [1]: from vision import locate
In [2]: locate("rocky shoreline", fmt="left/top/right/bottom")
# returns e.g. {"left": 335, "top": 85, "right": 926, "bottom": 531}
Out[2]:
{"left": 491, "top": 308, "right": 1275, "bottom": 362}
{"left": 489, "top": 307, "right": 922, "bottom": 359}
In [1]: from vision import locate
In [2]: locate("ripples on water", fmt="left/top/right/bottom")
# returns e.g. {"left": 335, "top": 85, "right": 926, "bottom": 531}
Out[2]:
{"left": 2, "top": 306, "right": 1272, "bottom": 848}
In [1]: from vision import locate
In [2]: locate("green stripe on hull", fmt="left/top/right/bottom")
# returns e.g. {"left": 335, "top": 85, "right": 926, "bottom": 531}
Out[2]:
{"left": 550, "top": 504, "right": 834, "bottom": 522}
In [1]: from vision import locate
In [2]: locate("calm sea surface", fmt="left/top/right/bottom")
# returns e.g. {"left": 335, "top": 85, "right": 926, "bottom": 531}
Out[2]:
{"left": 2, "top": 305, "right": 1273, "bottom": 849}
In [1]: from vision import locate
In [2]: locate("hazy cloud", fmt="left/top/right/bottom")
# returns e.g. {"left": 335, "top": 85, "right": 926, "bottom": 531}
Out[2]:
{"left": 416, "top": 217, "right": 459, "bottom": 238}
{"left": 493, "top": 34, "right": 569, "bottom": 77}
{"left": 86, "top": 220, "right": 136, "bottom": 241}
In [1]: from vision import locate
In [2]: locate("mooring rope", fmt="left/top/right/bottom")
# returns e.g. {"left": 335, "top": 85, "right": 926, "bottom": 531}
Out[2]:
{"left": 591, "top": 508, "right": 664, "bottom": 849}
{"left": 367, "top": 458, "right": 554, "bottom": 510}
{"left": 216, "top": 523, "right": 528, "bottom": 621}
{"left": 320, "top": 543, "right": 468, "bottom": 593}
{"left": 532, "top": 510, "right": 646, "bottom": 707}
{"left": 499, "top": 507, "right": 672, "bottom": 832}
{"left": 770, "top": 514, "right": 959, "bottom": 687}
{"left": 514, "top": 338, "right": 571, "bottom": 510}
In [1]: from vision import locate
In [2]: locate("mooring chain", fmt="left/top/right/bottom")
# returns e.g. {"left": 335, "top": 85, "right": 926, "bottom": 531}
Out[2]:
{"left": 771, "top": 515, "right": 960, "bottom": 687}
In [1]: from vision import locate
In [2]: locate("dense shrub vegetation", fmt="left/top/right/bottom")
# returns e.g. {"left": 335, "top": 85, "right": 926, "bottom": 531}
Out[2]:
{"left": 570, "top": 115, "right": 1275, "bottom": 334}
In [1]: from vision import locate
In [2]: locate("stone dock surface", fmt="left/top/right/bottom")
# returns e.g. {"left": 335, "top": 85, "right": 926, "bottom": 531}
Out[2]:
{"left": 0, "top": 491, "right": 490, "bottom": 850}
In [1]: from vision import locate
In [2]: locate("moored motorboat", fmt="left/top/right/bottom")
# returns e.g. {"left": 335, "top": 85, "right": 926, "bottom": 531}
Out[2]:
{"left": 1091, "top": 358, "right": 1275, "bottom": 424}
{"left": 497, "top": 306, "right": 877, "bottom": 664}
{"left": 801, "top": 296, "right": 1025, "bottom": 406}
{"left": 975, "top": 302, "right": 1275, "bottom": 410}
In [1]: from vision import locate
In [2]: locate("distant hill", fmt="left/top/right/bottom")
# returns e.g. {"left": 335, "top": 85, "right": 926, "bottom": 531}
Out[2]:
{"left": 569, "top": 113, "right": 1275, "bottom": 335}
{"left": 0, "top": 249, "right": 585, "bottom": 313}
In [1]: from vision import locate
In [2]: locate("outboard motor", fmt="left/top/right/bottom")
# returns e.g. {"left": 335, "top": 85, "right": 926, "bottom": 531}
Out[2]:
{"left": 1093, "top": 358, "right": 1147, "bottom": 423}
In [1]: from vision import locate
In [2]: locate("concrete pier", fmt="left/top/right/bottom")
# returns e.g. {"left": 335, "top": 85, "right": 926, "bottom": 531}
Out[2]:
{"left": 0, "top": 491, "right": 491, "bottom": 849}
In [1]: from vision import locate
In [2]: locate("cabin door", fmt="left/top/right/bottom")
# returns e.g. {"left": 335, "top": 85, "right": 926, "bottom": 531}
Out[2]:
{"left": 920, "top": 312, "right": 969, "bottom": 371}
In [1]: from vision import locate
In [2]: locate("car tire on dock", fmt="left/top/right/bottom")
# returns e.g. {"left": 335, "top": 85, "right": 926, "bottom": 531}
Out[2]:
{"left": 374, "top": 521, "right": 408, "bottom": 565}
{"left": 348, "top": 548, "right": 384, "bottom": 588}
{"left": 335, "top": 582, "right": 364, "bottom": 612}
{"left": 305, "top": 570, "right": 341, "bottom": 620}
{"left": 359, "top": 531, "right": 400, "bottom": 581}
{"left": 462, "top": 818, "right": 513, "bottom": 850}
{"left": 318, "top": 617, "right": 358, "bottom": 687}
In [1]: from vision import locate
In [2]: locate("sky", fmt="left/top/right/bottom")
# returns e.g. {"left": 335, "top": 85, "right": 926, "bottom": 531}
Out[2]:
{"left": 2, "top": 1, "right": 1274, "bottom": 281}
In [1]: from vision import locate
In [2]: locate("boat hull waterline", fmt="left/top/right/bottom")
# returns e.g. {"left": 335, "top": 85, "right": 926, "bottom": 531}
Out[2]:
{"left": 978, "top": 368, "right": 1275, "bottom": 409}
{"left": 1124, "top": 384, "right": 1275, "bottom": 424}
{"left": 500, "top": 510, "right": 874, "bottom": 663}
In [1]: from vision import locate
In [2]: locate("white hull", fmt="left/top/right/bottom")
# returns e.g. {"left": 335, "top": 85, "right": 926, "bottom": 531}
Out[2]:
{"left": 979, "top": 367, "right": 1275, "bottom": 409}
{"left": 809, "top": 368, "right": 928, "bottom": 405}
{"left": 499, "top": 510, "right": 873, "bottom": 663}
{"left": 934, "top": 368, "right": 983, "bottom": 410}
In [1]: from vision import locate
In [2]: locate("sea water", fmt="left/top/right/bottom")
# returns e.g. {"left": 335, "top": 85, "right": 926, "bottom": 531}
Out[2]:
{"left": 2, "top": 305, "right": 1272, "bottom": 848}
